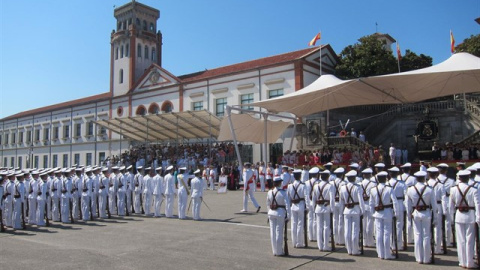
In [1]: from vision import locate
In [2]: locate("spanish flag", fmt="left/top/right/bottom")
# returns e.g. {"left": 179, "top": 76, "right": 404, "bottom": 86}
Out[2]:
{"left": 450, "top": 30, "right": 455, "bottom": 53}
{"left": 308, "top": 32, "right": 321, "bottom": 46}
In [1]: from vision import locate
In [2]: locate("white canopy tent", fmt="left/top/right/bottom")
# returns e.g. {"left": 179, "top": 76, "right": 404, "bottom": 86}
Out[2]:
{"left": 251, "top": 52, "right": 480, "bottom": 117}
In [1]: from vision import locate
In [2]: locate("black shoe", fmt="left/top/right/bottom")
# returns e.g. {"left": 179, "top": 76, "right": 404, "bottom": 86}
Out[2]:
{"left": 256, "top": 206, "right": 261, "bottom": 213}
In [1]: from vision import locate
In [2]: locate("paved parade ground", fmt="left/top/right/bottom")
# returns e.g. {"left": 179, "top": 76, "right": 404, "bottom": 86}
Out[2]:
{"left": 1, "top": 189, "right": 460, "bottom": 270}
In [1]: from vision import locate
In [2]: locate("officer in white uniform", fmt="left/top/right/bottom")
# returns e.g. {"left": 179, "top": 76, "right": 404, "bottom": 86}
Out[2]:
{"left": 80, "top": 168, "right": 93, "bottom": 220}
{"left": 305, "top": 167, "right": 319, "bottom": 242}
{"left": 164, "top": 166, "right": 175, "bottom": 218}
{"left": 405, "top": 170, "right": 436, "bottom": 264}
{"left": 312, "top": 169, "right": 335, "bottom": 251}
{"left": 98, "top": 168, "right": 110, "bottom": 218}
{"left": 133, "top": 166, "right": 144, "bottom": 214}
{"left": 287, "top": 169, "right": 305, "bottom": 248}
{"left": 241, "top": 162, "right": 261, "bottom": 213}
{"left": 91, "top": 167, "right": 101, "bottom": 218}
{"left": 36, "top": 172, "right": 49, "bottom": 226}
{"left": 51, "top": 170, "right": 62, "bottom": 222}
{"left": 267, "top": 176, "right": 291, "bottom": 256}
{"left": 281, "top": 166, "right": 291, "bottom": 190}
{"left": 360, "top": 168, "right": 376, "bottom": 247}
{"left": 369, "top": 171, "right": 399, "bottom": 260}
{"left": 436, "top": 163, "right": 455, "bottom": 247}
{"left": 124, "top": 165, "right": 134, "bottom": 215}
{"left": 339, "top": 170, "right": 365, "bottom": 255}
{"left": 61, "top": 169, "right": 74, "bottom": 223}
{"left": 12, "top": 173, "right": 26, "bottom": 230}
{"left": 72, "top": 168, "right": 83, "bottom": 220}
{"left": 4, "top": 172, "right": 15, "bottom": 227}
{"left": 449, "top": 170, "right": 480, "bottom": 269}
{"left": 426, "top": 167, "right": 447, "bottom": 254}
{"left": 400, "top": 162, "right": 416, "bottom": 244}
{"left": 388, "top": 166, "right": 407, "bottom": 250}
{"left": 258, "top": 162, "right": 266, "bottom": 192}
{"left": 27, "top": 171, "right": 39, "bottom": 225}
{"left": 177, "top": 167, "right": 189, "bottom": 219}
{"left": 153, "top": 167, "right": 165, "bottom": 217}
{"left": 332, "top": 167, "right": 346, "bottom": 245}
{"left": 143, "top": 167, "right": 154, "bottom": 216}
{"left": 191, "top": 169, "right": 204, "bottom": 221}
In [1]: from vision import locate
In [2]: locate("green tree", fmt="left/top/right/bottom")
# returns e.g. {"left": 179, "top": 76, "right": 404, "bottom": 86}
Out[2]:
{"left": 455, "top": 34, "right": 480, "bottom": 57}
{"left": 335, "top": 35, "right": 397, "bottom": 79}
{"left": 399, "top": 50, "right": 432, "bottom": 72}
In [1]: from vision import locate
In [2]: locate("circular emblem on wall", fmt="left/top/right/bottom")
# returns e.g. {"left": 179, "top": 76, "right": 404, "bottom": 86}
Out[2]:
{"left": 117, "top": 106, "right": 124, "bottom": 117}
{"left": 150, "top": 71, "right": 160, "bottom": 84}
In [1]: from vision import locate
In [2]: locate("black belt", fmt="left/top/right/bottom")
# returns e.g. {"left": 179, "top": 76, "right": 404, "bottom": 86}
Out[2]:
{"left": 345, "top": 202, "right": 359, "bottom": 209}
{"left": 61, "top": 190, "right": 67, "bottom": 194}
{"left": 335, "top": 197, "right": 339, "bottom": 202}
{"left": 37, "top": 192, "right": 43, "bottom": 195}
{"left": 29, "top": 191, "right": 33, "bottom": 194}
{"left": 397, "top": 197, "right": 404, "bottom": 200}
{"left": 82, "top": 189, "right": 88, "bottom": 192}
{"left": 413, "top": 205, "right": 430, "bottom": 211}
{"left": 99, "top": 186, "right": 105, "bottom": 189}
{"left": 291, "top": 198, "right": 305, "bottom": 204}
{"left": 52, "top": 188, "right": 57, "bottom": 191}
{"left": 270, "top": 205, "right": 286, "bottom": 210}
{"left": 457, "top": 206, "right": 475, "bottom": 213}
{"left": 437, "top": 200, "right": 442, "bottom": 204}
{"left": 375, "top": 204, "right": 393, "bottom": 211}
{"left": 5, "top": 192, "right": 11, "bottom": 196}
{"left": 14, "top": 195, "right": 20, "bottom": 198}
{"left": 316, "top": 200, "right": 330, "bottom": 206}
{"left": 363, "top": 195, "right": 370, "bottom": 201}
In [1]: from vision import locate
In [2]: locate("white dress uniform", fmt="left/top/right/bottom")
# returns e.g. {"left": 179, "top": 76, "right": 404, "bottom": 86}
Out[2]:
{"left": 332, "top": 171, "right": 346, "bottom": 245}
{"left": 116, "top": 172, "right": 127, "bottom": 216}
{"left": 72, "top": 174, "right": 82, "bottom": 220}
{"left": 177, "top": 172, "right": 188, "bottom": 219}
{"left": 27, "top": 177, "right": 38, "bottom": 224}
{"left": 449, "top": 172, "right": 480, "bottom": 269}
{"left": 311, "top": 177, "right": 335, "bottom": 251}
{"left": 124, "top": 170, "right": 133, "bottom": 215}
{"left": 51, "top": 175, "right": 62, "bottom": 222}
{"left": 369, "top": 175, "right": 399, "bottom": 260}
{"left": 437, "top": 170, "right": 456, "bottom": 246}
{"left": 258, "top": 165, "right": 266, "bottom": 192}
{"left": 267, "top": 185, "right": 291, "bottom": 256}
{"left": 98, "top": 173, "right": 109, "bottom": 218}
{"left": 133, "top": 171, "right": 144, "bottom": 214}
{"left": 209, "top": 168, "right": 215, "bottom": 191}
{"left": 164, "top": 171, "right": 175, "bottom": 218}
{"left": 400, "top": 168, "right": 416, "bottom": 244}
{"left": 143, "top": 174, "right": 154, "bottom": 216}
{"left": 388, "top": 173, "right": 407, "bottom": 249}
{"left": 90, "top": 171, "right": 100, "bottom": 218}
{"left": 301, "top": 169, "right": 309, "bottom": 184}
{"left": 360, "top": 170, "right": 377, "bottom": 247}
{"left": 427, "top": 172, "right": 447, "bottom": 254}
{"left": 61, "top": 175, "right": 74, "bottom": 223}
{"left": 12, "top": 178, "right": 26, "bottom": 229}
{"left": 153, "top": 172, "right": 165, "bottom": 217}
{"left": 108, "top": 173, "right": 117, "bottom": 215}
{"left": 305, "top": 172, "right": 319, "bottom": 241}
{"left": 287, "top": 176, "right": 306, "bottom": 248}
{"left": 4, "top": 179, "right": 15, "bottom": 227}
{"left": 80, "top": 174, "right": 93, "bottom": 220}
{"left": 36, "top": 177, "right": 48, "bottom": 226}
{"left": 405, "top": 174, "right": 437, "bottom": 264}
{"left": 191, "top": 172, "right": 204, "bottom": 220}
{"left": 339, "top": 173, "right": 365, "bottom": 255}
{"left": 242, "top": 167, "right": 260, "bottom": 212}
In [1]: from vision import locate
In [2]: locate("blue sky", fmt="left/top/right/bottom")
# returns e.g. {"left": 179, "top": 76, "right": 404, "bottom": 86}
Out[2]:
{"left": 1, "top": 0, "right": 478, "bottom": 119}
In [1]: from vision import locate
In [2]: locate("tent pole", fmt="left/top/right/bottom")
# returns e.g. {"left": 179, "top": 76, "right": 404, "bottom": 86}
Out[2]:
{"left": 226, "top": 106, "right": 243, "bottom": 168}
{"left": 289, "top": 120, "right": 296, "bottom": 153}
{"left": 263, "top": 113, "right": 268, "bottom": 163}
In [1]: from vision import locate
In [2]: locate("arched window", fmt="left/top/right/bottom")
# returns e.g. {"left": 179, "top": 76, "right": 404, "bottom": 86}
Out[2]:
{"left": 148, "top": 103, "right": 160, "bottom": 114}
{"left": 123, "top": 20, "right": 127, "bottom": 30}
{"left": 115, "top": 47, "right": 119, "bottom": 60}
{"left": 125, "top": 44, "right": 129, "bottom": 57}
{"left": 152, "top": 48, "right": 156, "bottom": 61}
{"left": 136, "top": 106, "right": 146, "bottom": 116}
{"left": 136, "top": 18, "right": 140, "bottom": 26}
{"left": 149, "top": 23, "right": 155, "bottom": 32}
{"left": 137, "top": 44, "right": 142, "bottom": 58}
{"left": 120, "top": 45, "right": 124, "bottom": 58}
{"left": 161, "top": 101, "right": 173, "bottom": 113}
{"left": 144, "top": 45, "right": 149, "bottom": 60}
{"left": 143, "top": 20, "right": 147, "bottom": 31}
{"left": 119, "top": 69, "right": 123, "bottom": 84}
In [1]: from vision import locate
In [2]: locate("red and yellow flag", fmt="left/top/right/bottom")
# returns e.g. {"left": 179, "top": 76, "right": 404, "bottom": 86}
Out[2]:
{"left": 396, "top": 43, "right": 402, "bottom": 61}
{"left": 308, "top": 32, "right": 321, "bottom": 46}
{"left": 450, "top": 30, "right": 455, "bottom": 53}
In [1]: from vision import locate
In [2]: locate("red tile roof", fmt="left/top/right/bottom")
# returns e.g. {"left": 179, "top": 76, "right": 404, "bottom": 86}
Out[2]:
{"left": 1, "top": 92, "right": 111, "bottom": 121}
{"left": 179, "top": 46, "right": 321, "bottom": 82}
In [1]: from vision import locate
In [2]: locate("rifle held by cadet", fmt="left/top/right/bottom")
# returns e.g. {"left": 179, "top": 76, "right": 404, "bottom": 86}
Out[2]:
{"left": 69, "top": 198, "right": 74, "bottom": 224}
{"left": 106, "top": 194, "right": 111, "bottom": 218}
{"left": 476, "top": 223, "right": 480, "bottom": 267}
{"left": 304, "top": 208, "right": 308, "bottom": 248}
{"left": 330, "top": 212, "right": 335, "bottom": 251}
{"left": 45, "top": 197, "right": 50, "bottom": 227}
{"left": 430, "top": 213, "right": 435, "bottom": 264}
{"left": 284, "top": 212, "right": 289, "bottom": 256}
{"left": 0, "top": 209, "right": 5, "bottom": 232}
{"left": 125, "top": 191, "right": 129, "bottom": 216}
{"left": 360, "top": 215, "right": 364, "bottom": 255}
{"left": 442, "top": 214, "right": 447, "bottom": 254}
{"left": 21, "top": 201, "right": 26, "bottom": 230}
{"left": 403, "top": 211, "right": 407, "bottom": 250}
{"left": 393, "top": 216, "right": 398, "bottom": 259}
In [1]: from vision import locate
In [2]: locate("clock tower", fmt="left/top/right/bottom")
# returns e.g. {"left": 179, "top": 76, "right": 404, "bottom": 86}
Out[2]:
{"left": 110, "top": 0, "right": 162, "bottom": 96}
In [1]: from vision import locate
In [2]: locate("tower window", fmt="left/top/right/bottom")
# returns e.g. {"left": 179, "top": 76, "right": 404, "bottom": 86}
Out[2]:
{"left": 120, "top": 45, "right": 124, "bottom": 58}
{"left": 143, "top": 20, "right": 147, "bottom": 31}
{"left": 136, "top": 18, "right": 140, "bottom": 26}
{"left": 123, "top": 20, "right": 127, "bottom": 30}
{"left": 145, "top": 45, "right": 149, "bottom": 60}
{"left": 117, "top": 21, "right": 122, "bottom": 31}
{"left": 148, "top": 103, "right": 159, "bottom": 114}
{"left": 136, "top": 106, "right": 146, "bottom": 116}
{"left": 161, "top": 101, "right": 173, "bottom": 113}
{"left": 125, "top": 44, "right": 129, "bottom": 57}
{"left": 128, "top": 18, "right": 132, "bottom": 26}
{"left": 149, "top": 23, "right": 155, "bottom": 32}
{"left": 152, "top": 48, "right": 156, "bottom": 61}
{"left": 137, "top": 44, "right": 142, "bottom": 58}
{"left": 115, "top": 47, "right": 119, "bottom": 60}
{"left": 119, "top": 69, "right": 123, "bottom": 84}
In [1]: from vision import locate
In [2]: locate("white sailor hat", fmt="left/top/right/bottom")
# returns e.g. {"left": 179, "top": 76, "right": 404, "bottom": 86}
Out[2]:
{"left": 54, "top": 169, "right": 62, "bottom": 174}
{"left": 324, "top": 162, "right": 333, "bottom": 167}
{"left": 374, "top": 163, "right": 385, "bottom": 168}
{"left": 137, "top": 166, "right": 143, "bottom": 170}
{"left": 119, "top": 166, "right": 126, "bottom": 171}
{"left": 293, "top": 169, "right": 302, "bottom": 174}
{"left": 144, "top": 167, "right": 151, "bottom": 171}
{"left": 426, "top": 167, "right": 439, "bottom": 173}
{"left": 467, "top": 166, "right": 477, "bottom": 172}
{"left": 7, "top": 172, "right": 15, "bottom": 177}
{"left": 473, "top": 163, "right": 480, "bottom": 170}
{"left": 31, "top": 170, "right": 40, "bottom": 175}
{"left": 361, "top": 168, "right": 373, "bottom": 174}
{"left": 400, "top": 163, "right": 412, "bottom": 168}
{"left": 376, "top": 171, "right": 388, "bottom": 177}
{"left": 320, "top": 169, "right": 330, "bottom": 174}
{"left": 333, "top": 167, "right": 345, "bottom": 174}
{"left": 111, "top": 166, "right": 119, "bottom": 170}
{"left": 414, "top": 171, "right": 427, "bottom": 177}
{"left": 64, "top": 168, "right": 72, "bottom": 173}
{"left": 456, "top": 162, "right": 466, "bottom": 166}
{"left": 85, "top": 168, "right": 92, "bottom": 173}
{"left": 345, "top": 170, "right": 357, "bottom": 177}
{"left": 126, "top": 165, "right": 133, "bottom": 170}
{"left": 194, "top": 169, "right": 201, "bottom": 174}
{"left": 244, "top": 162, "right": 251, "bottom": 167}
{"left": 273, "top": 176, "right": 282, "bottom": 182}
{"left": 155, "top": 167, "right": 162, "bottom": 171}
{"left": 39, "top": 171, "right": 48, "bottom": 177}
{"left": 349, "top": 163, "right": 359, "bottom": 168}
{"left": 16, "top": 172, "right": 24, "bottom": 177}
{"left": 457, "top": 170, "right": 471, "bottom": 176}
{"left": 436, "top": 163, "right": 449, "bottom": 168}
{"left": 166, "top": 165, "right": 173, "bottom": 171}
{"left": 388, "top": 167, "right": 400, "bottom": 172}
{"left": 102, "top": 167, "right": 109, "bottom": 172}
{"left": 309, "top": 167, "right": 320, "bottom": 174}
{"left": 179, "top": 167, "right": 187, "bottom": 171}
